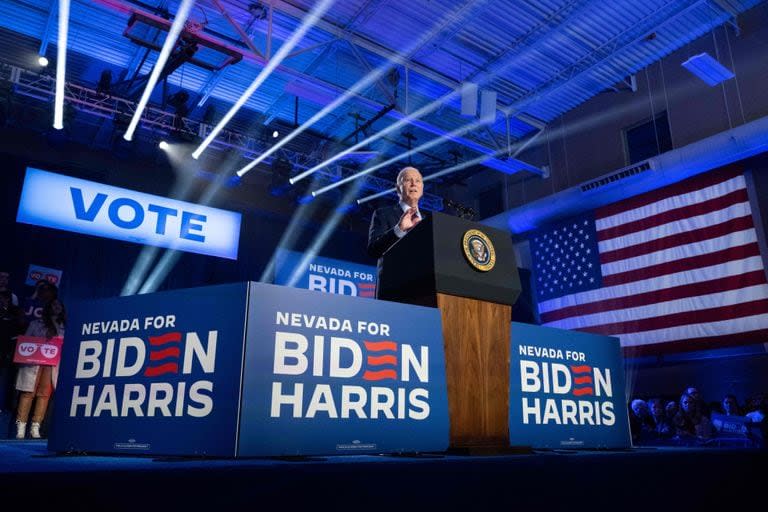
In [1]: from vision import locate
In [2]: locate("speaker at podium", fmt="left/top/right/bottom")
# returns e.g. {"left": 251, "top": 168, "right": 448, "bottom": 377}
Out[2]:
{"left": 377, "top": 211, "right": 529, "bottom": 453}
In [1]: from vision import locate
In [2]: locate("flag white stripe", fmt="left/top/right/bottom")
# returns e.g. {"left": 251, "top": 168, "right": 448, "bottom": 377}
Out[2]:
{"left": 597, "top": 202, "right": 752, "bottom": 254}
{"left": 543, "top": 283, "right": 768, "bottom": 330}
{"left": 596, "top": 175, "right": 745, "bottom": 230}
{"left": 601, "top": 229, "right": 757, "bottom": 276}
{"left": 615, "top": 313, "right": 768, "bottom": 347}
{"left": 538, "top": 255, "right": 765, "bottom": 314}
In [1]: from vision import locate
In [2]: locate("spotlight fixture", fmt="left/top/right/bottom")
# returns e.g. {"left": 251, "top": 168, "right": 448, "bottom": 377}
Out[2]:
{"left": 97, "top": 69, "right": 112, "bottom": 96}
{"left": 159, "top": 140, "right": 170, "bottom": 150}
{"left": 272, "top": 130, "right": 279, "bottom": 138}
{"left": 269, "top": 156, "right": 293, "bottom": 197}
{"left": 38, "top": 56, "right": 49, "bottom": 67}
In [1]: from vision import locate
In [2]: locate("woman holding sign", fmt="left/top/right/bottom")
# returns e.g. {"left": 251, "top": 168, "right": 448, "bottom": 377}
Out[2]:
{"left": 15, "top": 298, "right": 65, "bottom": 439}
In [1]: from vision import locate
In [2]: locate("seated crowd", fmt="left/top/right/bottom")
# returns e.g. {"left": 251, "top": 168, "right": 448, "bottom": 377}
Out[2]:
{"left": 628, "top": 387, "right": 768, "bottom": 448}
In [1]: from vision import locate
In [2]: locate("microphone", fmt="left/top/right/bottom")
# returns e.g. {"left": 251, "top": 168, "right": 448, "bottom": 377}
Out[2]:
{"left": 445, "top": 199, "right": 476, "bottom": 220}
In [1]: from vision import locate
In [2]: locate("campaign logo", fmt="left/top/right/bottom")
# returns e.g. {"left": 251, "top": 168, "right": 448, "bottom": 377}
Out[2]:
{"left": 518, "top": 345, "right": 616, "bottom": 427}
{"left": 270, "top": 311, "right": 431, "bottom": 420}
{"left": 69, "top": 314, "right": 218, "bottom": 419}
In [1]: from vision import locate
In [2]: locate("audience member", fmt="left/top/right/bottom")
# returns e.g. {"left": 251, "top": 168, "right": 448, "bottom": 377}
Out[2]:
{"left": 628, "top": 399, "right": 654, "bottom": 444}
{"left": 685, "top": 386, "right": 710, "bottom": 418}
{"left": 0, "top": 271, "right": 18, "bottom": 306}
{"left": 21, "top": 280, "right": 58, "bottom": 332}
{"left": 665, "top": 400, "right": 679, "bottom": 421}
{"left": 647, "top": 398, "right": 674, "bottom": 441}
{"left": 745, "top": 394, "right": 766, "bottom": 424}
{"left": 0, "top": 289, "right": 25, "bottom": 414}
{"left": 673, "top": 392, "right": 713, "bottom": 442}
{"left": 15, "top": 298, "right": 65, "bottom": 439}
{"left": 720, "top": 394, "right": 741, "bottom": 416}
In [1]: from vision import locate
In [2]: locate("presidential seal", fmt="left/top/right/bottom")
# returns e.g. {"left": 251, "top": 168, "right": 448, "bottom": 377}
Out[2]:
{"left": 462, "top": 229, "right": 495, "bottom": 271}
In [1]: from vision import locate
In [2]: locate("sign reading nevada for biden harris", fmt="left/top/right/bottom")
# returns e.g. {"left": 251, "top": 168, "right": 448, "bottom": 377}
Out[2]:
{"left": 273, "top": 249, "right": 376, "bottom": 297}
{"left": 49, "top": 283, "right": 249, "bottom": 456}
{"left": 238, "top": 282, "right": 449, "bottom": 456}
{"left": 509, "top": 322, "right": 631, "bottom": 449}
{"left": 16, "top": 168, "right": 241, "bottom": 259}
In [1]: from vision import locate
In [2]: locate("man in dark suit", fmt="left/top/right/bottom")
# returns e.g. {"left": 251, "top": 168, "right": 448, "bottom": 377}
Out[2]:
{"left": 367, "top": 166, "right": 424, "bottom": 296}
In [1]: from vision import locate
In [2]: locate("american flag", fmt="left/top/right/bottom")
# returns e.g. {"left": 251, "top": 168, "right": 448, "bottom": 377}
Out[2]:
{"left": 530, "top": 165, "right": 768, "bottom": 354}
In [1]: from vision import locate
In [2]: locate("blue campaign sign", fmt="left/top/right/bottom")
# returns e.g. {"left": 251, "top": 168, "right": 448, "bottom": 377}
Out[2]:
{"left": 16, "top": 168, "right": 241, "bottom": 259}
{"left": 509, "top": 322, "right": 631, "bottom": 449}
{"left": 274, "top": 249, "right": 377, "bottom": 298}
{"left": 238, "top": 282, "right": 449, "bottom": 456}
{"left": 49, "top": 282, "right": 249, "bottom": 456}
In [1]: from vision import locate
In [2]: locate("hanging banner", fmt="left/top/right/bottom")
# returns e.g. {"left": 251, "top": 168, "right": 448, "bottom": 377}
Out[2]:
{"left": 17, "top": 168, "right": 242, "bottom": 260}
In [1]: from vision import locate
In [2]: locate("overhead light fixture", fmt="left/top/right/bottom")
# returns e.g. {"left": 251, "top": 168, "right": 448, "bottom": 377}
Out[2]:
{"left": 159, "top": 140, "right": 170, "bottom": 150}
{"left": 38, "top": 55, "right": 49, "bottom": 67}
{"left": 191, "top": 0, "right": 335, "bottom": 159}
{"left": 272, "top": 130, "right": 279, "bottom": 139}
{"left": 681, "top": 52, "right": 735, "bottom": 86}
{"left": 53, "top": 0, "right": 71, "bottom": 130}
{"left": 123, "top": 0, "right": 195, "bottom": 141}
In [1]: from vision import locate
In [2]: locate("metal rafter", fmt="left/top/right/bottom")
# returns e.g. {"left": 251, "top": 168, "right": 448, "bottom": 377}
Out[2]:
{"left": 503, "top": 0, "right": 710, "bottom": 116}
{"left": 0, "top": 61, "right": 444, "bottom": 211}
{"left": 91, "top": 0, "right": 541, "bottom": 176}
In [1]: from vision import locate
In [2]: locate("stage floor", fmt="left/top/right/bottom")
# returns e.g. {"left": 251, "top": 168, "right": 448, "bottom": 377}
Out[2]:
{"left": 1, "top": 437, "right": 765, "bottom": 511}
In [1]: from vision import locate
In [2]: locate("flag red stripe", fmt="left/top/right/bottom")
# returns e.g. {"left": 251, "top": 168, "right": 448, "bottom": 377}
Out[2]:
{"left": 596, "top": 164, "right": 743, "bottom": 219}
{"left": 597, "top": 188, "right": 749, "bottom": 243}
{"left": 602, "top": 243, "right": 761, "bottom": 287}
{"left": 570, "top": 365, "right": 592, "bottom": 373}
{"left": 599, "top": 215, "right": 754, "bottom": 264}
{"left": 581, "top": 298, "right": 768, "bottom": 336}
{"left": 622, "top": 329, "right": 768, "bottom": 356}
{"left": 573, "top": 376, "right": 593, "bottom": 385}
{"left": 541, "top": 269, "right": 768, "bottom": 323}
{"left": 572, "top": 387, "right": 594, "bottom": 396}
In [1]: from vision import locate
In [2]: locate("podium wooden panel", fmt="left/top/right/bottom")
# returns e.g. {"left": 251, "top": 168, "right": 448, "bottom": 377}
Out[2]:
{"left": 437, "top": 293, "right": 510, "bottom": 448}
{"left": 377, "top": 212, "right": 524, "bottom": 453}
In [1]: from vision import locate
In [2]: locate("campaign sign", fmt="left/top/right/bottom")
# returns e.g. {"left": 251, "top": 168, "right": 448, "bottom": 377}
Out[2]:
{"left": 17, "top": 168, "right": 242, "bottom": 259}
{"left": 274, "top": 249, "right": 377, "bottom": 298}
{"left": 711, "top": 413, "right": 751, "bottom": 436}
{"left": 48, "top": 282, "right": 249, "bottom": 456}
{"left": 509, "top": 322, "right": 631, "bottom": 449}
{"left": 238, "top": 282, "right": 449, "bottom": 456}
{"left": 14, "top": 336, "right": 63, "bottom": 366}
{"left": 25, "top": 264, "right": 63, "bottom": 287}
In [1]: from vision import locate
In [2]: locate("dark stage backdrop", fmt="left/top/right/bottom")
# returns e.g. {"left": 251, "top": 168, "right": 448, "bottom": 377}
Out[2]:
{"left": 1, "top": 153, "right": 372, "bottom": 304}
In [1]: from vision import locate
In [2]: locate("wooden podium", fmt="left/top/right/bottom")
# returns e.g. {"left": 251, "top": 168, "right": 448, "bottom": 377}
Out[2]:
{"left": 378, "top": 212, "right": 524, "bottom": 452}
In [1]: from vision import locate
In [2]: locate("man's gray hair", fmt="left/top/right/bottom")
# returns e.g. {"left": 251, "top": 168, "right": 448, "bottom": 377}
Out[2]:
{"left": 396, "top": 166, "right": 420, "bottom": 187}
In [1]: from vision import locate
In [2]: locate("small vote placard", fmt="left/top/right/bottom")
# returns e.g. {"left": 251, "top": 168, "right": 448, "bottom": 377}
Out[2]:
{"left": 14, "top": 336, "right": 64, "bottom": 366}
